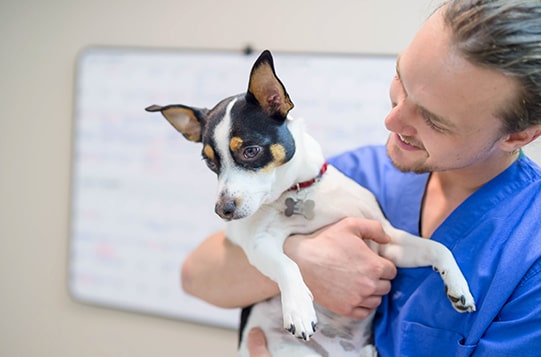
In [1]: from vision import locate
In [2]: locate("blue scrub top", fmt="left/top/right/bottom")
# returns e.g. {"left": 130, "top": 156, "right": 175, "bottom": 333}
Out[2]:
{"left": 329, "top": 145, "right": 541, "bottom": 357}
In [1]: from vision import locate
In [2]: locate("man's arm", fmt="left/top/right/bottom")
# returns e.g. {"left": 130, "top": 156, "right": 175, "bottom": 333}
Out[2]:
{"left": 181, "top": 230, "right": 279, "bottom": 308}
{"left": 181, "top": 218, "right": 397, "bottom": 319}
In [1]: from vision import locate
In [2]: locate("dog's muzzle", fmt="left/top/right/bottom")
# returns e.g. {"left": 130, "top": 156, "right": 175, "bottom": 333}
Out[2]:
{"left": 215, "top": 198, "right": 239, "bottom": 220}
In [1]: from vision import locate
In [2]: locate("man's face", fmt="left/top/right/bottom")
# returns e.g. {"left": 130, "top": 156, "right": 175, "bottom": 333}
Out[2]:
{"left": 384, "top": 7, "right": 519, "bottom": 175}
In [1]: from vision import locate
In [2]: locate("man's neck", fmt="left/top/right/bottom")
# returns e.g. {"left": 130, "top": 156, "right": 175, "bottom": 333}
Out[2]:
{"left": 420, "top": 151, "right": 519, "bottom": 238}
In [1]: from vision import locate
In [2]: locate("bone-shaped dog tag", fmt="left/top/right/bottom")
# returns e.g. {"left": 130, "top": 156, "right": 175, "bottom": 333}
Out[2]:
{"left": 284, "top": 197, "right": 315, "bottom": 220}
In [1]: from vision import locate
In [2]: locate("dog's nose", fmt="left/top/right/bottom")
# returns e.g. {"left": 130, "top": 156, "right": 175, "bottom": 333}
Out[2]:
{"left": 215, "top": 199, "right": 237, "bottom": 220}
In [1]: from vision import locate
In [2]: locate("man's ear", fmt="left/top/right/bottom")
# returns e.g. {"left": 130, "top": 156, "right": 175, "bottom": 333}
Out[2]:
{"left": 500, "top": 125, "right": 541, "bottom": 152}
{"left": 246, "top": 50, "right": 294, "bottom": 120}
{"left": 145, "top": 104, "right": 208, "bottom": 142}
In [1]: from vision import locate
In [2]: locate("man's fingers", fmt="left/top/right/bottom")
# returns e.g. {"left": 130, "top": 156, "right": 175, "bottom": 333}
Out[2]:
{"left": 378, "top": 260, "right": 398, "bottom": 281}
{"left": 247, "top": 327, "right": 272, "bottom": 357}
{"left": 343, "top": 217, "right": 392, "bottom": 245}
{"left": 375, "top": 278, "right": 393, "bottom": 295}
{"left": 347, "top": 295, "right": 384, "bottom": 320}
{"left": 349, "top": 306, "right": 377, "bottom": 320}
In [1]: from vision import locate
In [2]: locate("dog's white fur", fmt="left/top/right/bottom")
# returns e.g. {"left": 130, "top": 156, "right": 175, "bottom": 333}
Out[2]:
{"left": 223, "top": 108, "right": 474, "bottom": 356}
{"left": 147, "top": 51, "right": 475, "bottom": 357}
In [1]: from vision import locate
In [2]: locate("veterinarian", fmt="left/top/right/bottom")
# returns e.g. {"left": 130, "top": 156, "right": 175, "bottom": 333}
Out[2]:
{"left": 181, "top": 0, "right": 541, "bottom": 355}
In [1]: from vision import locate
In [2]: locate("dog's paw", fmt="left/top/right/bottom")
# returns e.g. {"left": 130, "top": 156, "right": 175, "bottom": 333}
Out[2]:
{"left": 281, "top": 291, "right": 318, "bottom": 340}
{"left": 445, "top": 285, "right": 476, "bottom": 313}
{"left": 435, "top": 267, "right": 476, "bottom": 313}
{"left": 285, "top": 320, "right": 318, "bottom": 341}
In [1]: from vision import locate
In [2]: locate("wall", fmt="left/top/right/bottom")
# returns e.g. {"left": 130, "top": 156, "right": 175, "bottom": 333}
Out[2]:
{"left": 0, "top": 0, "right": 439, "bottom": 356}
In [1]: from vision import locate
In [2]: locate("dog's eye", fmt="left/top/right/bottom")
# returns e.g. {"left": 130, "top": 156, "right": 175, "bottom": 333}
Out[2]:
{"left": 204, "top": 158, "right": 218, "bottom": 172}
{"left": 242, "top": 146, "right": 262, "bottom": 160}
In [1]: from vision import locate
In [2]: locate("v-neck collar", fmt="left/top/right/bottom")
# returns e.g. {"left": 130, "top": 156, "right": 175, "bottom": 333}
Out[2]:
{"left": 427, "top": 156, "right": 538, "bottom": 249}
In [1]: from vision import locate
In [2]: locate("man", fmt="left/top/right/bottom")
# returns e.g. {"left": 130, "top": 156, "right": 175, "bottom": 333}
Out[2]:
{"left": 182, "top": 0, "right": 541, "bottom": 355}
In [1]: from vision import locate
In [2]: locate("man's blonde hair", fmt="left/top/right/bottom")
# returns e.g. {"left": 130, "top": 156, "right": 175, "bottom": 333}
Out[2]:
{"left": 443, "top": 0, "right": 541, "bottom": 133}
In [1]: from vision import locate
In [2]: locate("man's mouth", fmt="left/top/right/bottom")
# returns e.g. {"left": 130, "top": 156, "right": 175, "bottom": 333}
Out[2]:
{"left": 396, "top": 133, "right": 422, "bottom": 150}
{"left": 398, "top": 134, "right": 413, "bottom": 145}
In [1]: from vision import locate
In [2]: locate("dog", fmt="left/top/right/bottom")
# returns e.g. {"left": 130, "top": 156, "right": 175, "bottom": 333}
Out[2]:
{"left": 146, "top": 50, "right": 475, "bottom": 356}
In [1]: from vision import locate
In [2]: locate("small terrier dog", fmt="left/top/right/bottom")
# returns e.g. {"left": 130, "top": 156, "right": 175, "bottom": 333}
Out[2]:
{"left": 146, "top": 50, "right": 475, "bottom": 356}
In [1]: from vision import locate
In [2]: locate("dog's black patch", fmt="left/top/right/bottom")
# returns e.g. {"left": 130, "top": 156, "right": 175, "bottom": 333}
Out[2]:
{"left": 225, "top": 96, "right": 295, "bottom": 171}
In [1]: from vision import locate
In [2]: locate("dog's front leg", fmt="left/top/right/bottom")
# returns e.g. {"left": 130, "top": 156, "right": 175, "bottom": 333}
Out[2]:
{"left": 378, "top": 225, "right": 476, "bottom": 313}
{"left": 234, "top": 224, "right": 318, "bottom": 340}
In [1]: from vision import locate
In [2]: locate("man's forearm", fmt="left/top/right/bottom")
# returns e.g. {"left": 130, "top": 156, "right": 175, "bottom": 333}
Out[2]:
{"left": 181, "top": 230, "right": 280, "bottom": 308}
{"left": 182, "top": 218, "right": 397, "bottom": 319}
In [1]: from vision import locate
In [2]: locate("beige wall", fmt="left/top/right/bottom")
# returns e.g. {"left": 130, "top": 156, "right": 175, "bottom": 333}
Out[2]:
{"left": 0, "top": 0, "right": 442, "bottom": 356}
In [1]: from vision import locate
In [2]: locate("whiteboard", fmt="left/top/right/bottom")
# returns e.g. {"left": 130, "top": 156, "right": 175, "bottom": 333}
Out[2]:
{"left": 67, "top": 46, "right": 402, "bottom": 329}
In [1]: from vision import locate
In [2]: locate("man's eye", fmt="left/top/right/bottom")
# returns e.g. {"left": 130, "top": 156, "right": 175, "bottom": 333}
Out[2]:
{"left": 420, "top": 109, "right": 446, "bottom": 133}
{"left": 242, "top": 146, "right": 262, "bottom": 160}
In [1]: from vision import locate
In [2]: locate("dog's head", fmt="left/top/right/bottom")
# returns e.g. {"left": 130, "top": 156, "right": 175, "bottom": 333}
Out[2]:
{"left": 146, "top": 50, "right": 296, "bottom": 220}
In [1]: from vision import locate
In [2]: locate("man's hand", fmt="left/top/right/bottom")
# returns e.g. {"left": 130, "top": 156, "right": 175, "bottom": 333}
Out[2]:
{"left": 247, "top": 328, "right": 271, "bottom": 357}
{"left": 284, "top": 217, "right": 397, "bottom": 319}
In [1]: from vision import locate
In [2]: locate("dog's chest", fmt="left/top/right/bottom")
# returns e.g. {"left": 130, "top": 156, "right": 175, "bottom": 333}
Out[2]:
{"left": 261, "top": 191, "right": 334, "bottom": 238}
{"left": 275, "top": 169, "right": 377, "bottom": 234}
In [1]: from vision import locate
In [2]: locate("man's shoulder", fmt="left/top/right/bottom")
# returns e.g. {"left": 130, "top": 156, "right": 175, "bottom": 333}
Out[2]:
{"left": 328, "top": 145, "right": 388, "bottom": 174}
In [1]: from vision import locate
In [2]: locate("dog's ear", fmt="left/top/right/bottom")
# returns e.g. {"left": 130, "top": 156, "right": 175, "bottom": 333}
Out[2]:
{"left": 145, "top": 104, "right": 207, "bottom": 142}
{"left": 247, "top": 50, "right": 294, "bottom": 120}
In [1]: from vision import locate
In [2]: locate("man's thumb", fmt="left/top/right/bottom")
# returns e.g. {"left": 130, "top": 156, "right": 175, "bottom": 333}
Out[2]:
{"left": 247, "top": 327, "right": 271, "bottom": 357}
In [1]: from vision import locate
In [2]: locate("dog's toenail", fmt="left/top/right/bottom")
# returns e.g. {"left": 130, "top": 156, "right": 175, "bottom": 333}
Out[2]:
{"left": 287, "top": 324, "right": 296, "bottom": 335}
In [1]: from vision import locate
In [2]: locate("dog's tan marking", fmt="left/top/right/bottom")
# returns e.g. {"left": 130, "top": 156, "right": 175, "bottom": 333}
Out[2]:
{"left": 230, "top": 137, "right": 243, "bottom": 153}
{"left": 204, "top": 144, "right": 215, "bottom": 161}
{"left": 161, "top": 106, "right": 202, "bottom": 142}
{"left": 249, "top": 58, "right": 293, "bottom": 117}
{"left": 261, "top": 144, "right": 286, "bottom": 172}
{"left": 271, "top": 144, "right": 286, "bottom": 163}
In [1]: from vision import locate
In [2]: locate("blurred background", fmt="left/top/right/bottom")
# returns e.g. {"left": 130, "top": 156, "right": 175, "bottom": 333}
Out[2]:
{"left": 0, "top": 0, "right": 487, "bottom": 356}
